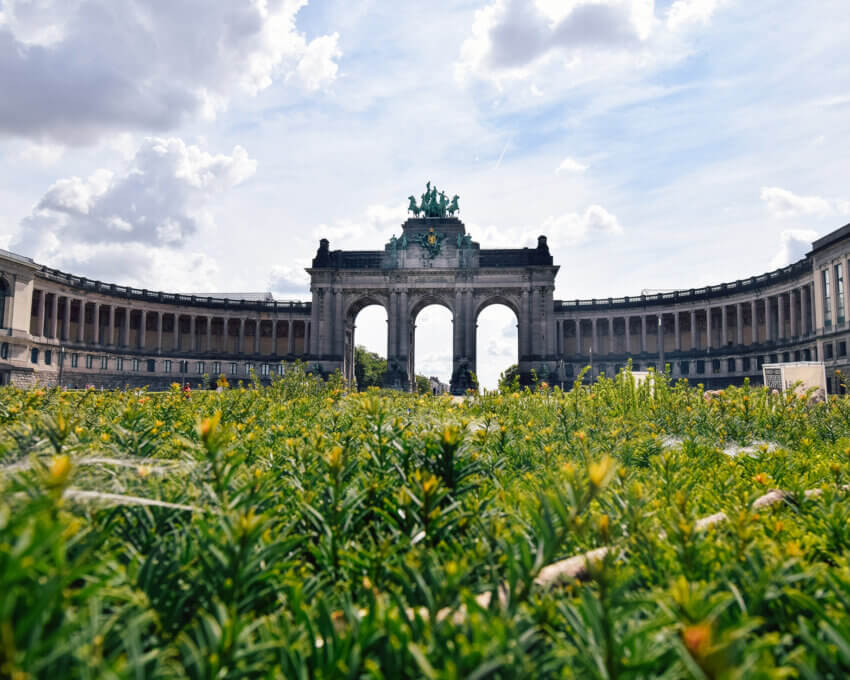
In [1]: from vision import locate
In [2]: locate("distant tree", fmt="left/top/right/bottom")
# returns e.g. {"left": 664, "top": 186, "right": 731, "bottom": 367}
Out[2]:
{"left": 415, "top": 375, "right": 430, "bottom": 394}
{"left": 498, "top": 364, "right": 520, "bottom": 393}
{"left": 354, "top": 345, "right": 440, "bottom": 393}
{"left": 354, "top": 346, "right": 386, "bottom": 389}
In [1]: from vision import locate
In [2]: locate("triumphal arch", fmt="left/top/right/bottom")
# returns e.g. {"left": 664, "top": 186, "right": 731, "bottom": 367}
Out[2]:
{"left": 307, "top": 184, "right": 560, "bottom": 393}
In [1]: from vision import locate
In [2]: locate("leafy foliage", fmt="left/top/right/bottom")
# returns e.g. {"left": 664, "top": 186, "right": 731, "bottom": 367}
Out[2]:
{"left": 2, "top": 365, "right": 850, "bottom": 678}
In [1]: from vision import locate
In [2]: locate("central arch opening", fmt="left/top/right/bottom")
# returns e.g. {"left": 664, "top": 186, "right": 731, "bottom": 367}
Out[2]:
{"left": 350, "top": 301, "right": 388, "bottom": 390}
{"left": 413, "top": 303, "right": 453, "bottom": 394}
{"left": 476, "top": 301, "right": 519, "bottom": 391}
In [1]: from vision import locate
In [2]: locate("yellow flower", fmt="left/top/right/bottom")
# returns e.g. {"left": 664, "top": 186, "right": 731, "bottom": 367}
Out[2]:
{"left": 47, "top": 454, "right": 72, "bottom": 488}
{"left": 752, "top": 472, "right": 769, "bottom": 486}
{"left": 588, "top": 455, "right": 615, "bottom": 488}
{"left": 100, "top": 433, "right": 110, "bottom": 443}
{"left": 423, "top": 475, "right": 439, "bottom": 495}
{"left": 575, "top": 430, "right": 587, "bottom": 443}
{"left": 785, "top": 540, "right": 803, "bottom": 558}
{"left": 137, "top": 465, "right": 151, "bottom": 478}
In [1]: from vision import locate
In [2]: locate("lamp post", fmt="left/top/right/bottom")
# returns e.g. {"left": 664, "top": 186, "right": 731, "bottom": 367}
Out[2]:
{"left": 658, "top": 315, "right": 664, "bottom": 375}
{"left": 57, "top": 345, "right": 65, "bottom": 388}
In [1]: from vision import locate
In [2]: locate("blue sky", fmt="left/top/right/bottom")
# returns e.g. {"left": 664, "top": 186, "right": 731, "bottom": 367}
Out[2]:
{"left": 1, "top": 0, "right": 849, "bottom": 387}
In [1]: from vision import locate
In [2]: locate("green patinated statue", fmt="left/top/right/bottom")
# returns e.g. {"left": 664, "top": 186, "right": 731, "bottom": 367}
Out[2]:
{"left": 408, "top": 182, "right": 459, "bottom": 218}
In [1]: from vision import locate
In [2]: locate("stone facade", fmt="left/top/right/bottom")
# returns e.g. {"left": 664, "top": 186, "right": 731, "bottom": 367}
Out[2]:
{"left": 3, "top": 218, "right": 850, "bottom": 393}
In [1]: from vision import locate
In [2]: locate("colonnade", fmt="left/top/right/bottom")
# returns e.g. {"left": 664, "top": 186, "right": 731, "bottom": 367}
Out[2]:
{"left": 555, "top": 285, "right": 815, "bottom": 357}
{"left": 29, "top": 289, "right": 311, "bottom": 357}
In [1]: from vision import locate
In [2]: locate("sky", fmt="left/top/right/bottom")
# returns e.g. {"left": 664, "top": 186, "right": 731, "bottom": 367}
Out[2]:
{"left": 1, "top": 0, "right": 849, "bottom": 388}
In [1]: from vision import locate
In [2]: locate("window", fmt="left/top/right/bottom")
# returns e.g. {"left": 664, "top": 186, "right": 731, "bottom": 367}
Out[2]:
{"left": 277, "top": 363, "right": 285, "bottom": 376}
{"left": 230, "top": 362, "right": 237, "bottom": 375}
{"left": 565, "top": 364, "right": 574, "bottom": 377}
{"left": 212, "top": 361, "right": 221, "bottom": 375}
{"left": 679, "top": 361, "right": 689, "bottom": 375}
{"left": 132, "top": 358, "right": 140, "bottom": 371}
{"left": 147, "top": 359, "right": 156, "bottom": 372}
{"left": 30, "top": 348, "right": 38, "bottom": 364}
{"left": 196, "top": 361, "right": 205, "bottom": 374}
{"left": 727, "top": 358, "right": 736, "bottom": 372}
{"left": 825, "top": 343, "right": 834, "bottom": 360}
{"left": 742, "top": 357, "right": 751, "bottom": 371}
{"left": 823, "top": 269, "right": 833, "bottom": 327}
{"left": 85, "top": 355, "right": 93, "bottom": 369}
{"left": 246, "top": 362, "right": 254, "bottom": 375}
{"left": 836, "top": 264, "right": 845, "bottom": 324}
{"left": 632, "top": 363, "right": 640, "bottom": 372}
{"left": 757, "top": 356, "right": 765, "bottom": 369}
{"left": 0, "top": 343, "right": 8, "bottom": 360}
{"left": 44, "top": 350, "right": 52, "bottom": 365}
{"left": 711, "top": 359, "right": 720, "bottom": 374}
{"left": 804, "top": 348, "right": 812, "bottom": 361}
{"left": 164, "top": 360, "right": 172, "bottom": 373}
{"left": 115, "top": 357, "right": 123, "bottom": 371}
{"left": 696, "top": 360, "right": 705, "bottom": 374}
{"left": 769, "top": 353, "right": 778, "bottom": 364}
{"left": 179, "top": 360, "right": 188, "bottom": 374}
{"left": 783, "top": 352, "right": 791, "bottom": 362}
{"left": 100, "top": 356, "right": 108, "bottom": 369}
{"left": 261, "top": 363, "right": 270, "bottom": 377}
{"left": 840, "top": 342, "right": 847, "bottom": 358}
{"left": 71, "top": 353, "right": 78, "bottom": 368}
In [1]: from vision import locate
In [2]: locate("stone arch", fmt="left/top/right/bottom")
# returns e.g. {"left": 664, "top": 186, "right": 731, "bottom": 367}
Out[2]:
{"left": 343, "top": 293, "right": 391, "bottom": 387}
{"left": 473, "top": 293, "right": 520, "bottom": 321}
{"left": 409, "top": 294, "right": 455, "bottom": 391}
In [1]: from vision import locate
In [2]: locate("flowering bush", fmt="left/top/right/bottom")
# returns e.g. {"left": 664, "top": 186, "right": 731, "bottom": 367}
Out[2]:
{"left": 1, "top": 365, "right": 850, "bottom": 678}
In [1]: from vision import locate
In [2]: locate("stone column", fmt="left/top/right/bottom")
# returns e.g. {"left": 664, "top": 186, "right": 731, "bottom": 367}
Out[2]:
{"left": 156, "top": 312, "right": 163, "bottom": 353}
{"left": 721, "top": 305, "right": 728, "bottom": 348}
{"left": 576, "top": 319, "right": 583, "bottom": 355}
{"left": 51, "top": 293, "right": 59, "bottom": 339}
{"left": 608, "top": 318, "right": 615, "bottom": 354}
{"left": 690, "top": 310, "right": 697, "bottom": 350}
{"left": 400, "top": 290, "right": 410, "bottom": 361}
{"left": 765, "top": 297, "right": 773, "bottom": 342}
{"left": 705, "top": 307, "right": 712, "bottom": 349}
{"left": 517, "top": 290, "right": 528, "bottom": 358}
{"left": 801, "top": 286, "right": 810, "bottom": 335}
{"left": 625, "top": 317, "right": 631, "bottom": 354}
{"left": 63, "top": 297, "right": 71, "bottom": 342}
{"left": 107, "top": 305, "right": 115, "bottom": 346}
{"left": 140, "top": 311, "right": 147, "bottom": 350}
{"left": 271, "top": 318, "right": 277, "bottom": 355}
{"left": 640, "top": 315, "right": 647, "bottom": 352}
{"left": 674, "top": 312, "right": 681, "bottom": 351}
{"left": 465, "top": 290, "right": 474, "bottom": 360}
{"left": 736, "top": 303, "right": 743, "bottom": 345}
{"left": 77, "top": 300, "right": 85, "bottom": 342}
{"left": 790, "top": 290, "right": 798, "bottom": 337}
{"left": 288, "top": 320, "right": 294, "bottom": 355}
{"left": 94, "top": 303, "right": 101, "bottom": 344}
{"left": 39, "top": 290, "right": 47, "bottom": 337}
{"left": 239, "top": 318, "right": 246, "bottom": 354}
{"left": 207, "top": 316, "right": 213, "bottom": 352}
{"left": 751, "top": 299, "right": 758, "bottom": 343}
{"left": 252, "top": 319, "right": 259, "bottom": 354}
{"left": 123, "top": 307, "right": 131, "bottom": 347}
{"left": 778, "top": 293, "right": 785, "bottom": 340}
{"left": 591, "top": 318, "right": 598, "bottom": 353}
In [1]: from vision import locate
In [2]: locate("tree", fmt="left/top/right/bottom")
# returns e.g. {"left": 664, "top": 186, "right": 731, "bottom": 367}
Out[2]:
{"left": 354, "top": 346, "right": 386, "bottom": 389}
{"left": 498, "top": 363, "right": 520, "bottom": 393}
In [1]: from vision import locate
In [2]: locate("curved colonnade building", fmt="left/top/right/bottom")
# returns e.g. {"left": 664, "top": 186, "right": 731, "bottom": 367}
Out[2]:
{"left": 1, "top": 221, "right": 850, "bottom": 393}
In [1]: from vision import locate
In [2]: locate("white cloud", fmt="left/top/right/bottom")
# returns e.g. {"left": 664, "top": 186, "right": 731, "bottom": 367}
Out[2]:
{"left": 0, "top": 0, "right": 342, "bottom": 144}
{"left": 296, "top": 33, "right": 342, "bottom": 91}
{"left": 542, "top": 204, "right": 623, "bottom": 244}
{"left": 269, "top": 263, "right": 311, "bottom": 297}
{"left": 13, "top": 137, "right": 255, "bottom": 287}
{"left": 313, "top": 202, "right": 407, "bottom": 248}
{"left": 760, "top": 186, "right": 848, "bottom": 218}
{"left": 18, "top": 141, "right": 65, "bottom": 166}
{"left": 769, "top": 229, "right": 818, "bottom": 269}
{"left": 456, "top": 0, "right": 656, "bottom": 83}
{"left": 556, "top": 156, "right": 588, "bottom": 173}
{"left": 666, "top": 0, "right": 729, "bottom": 31}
